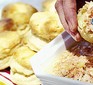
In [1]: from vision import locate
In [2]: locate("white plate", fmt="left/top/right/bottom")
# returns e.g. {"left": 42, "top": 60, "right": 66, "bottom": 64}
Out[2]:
{"left": 0, "top": 72, "right": 13, "bottom": 85}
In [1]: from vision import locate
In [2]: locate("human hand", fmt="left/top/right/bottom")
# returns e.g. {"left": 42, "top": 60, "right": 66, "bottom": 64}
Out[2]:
{"left": 55, "top": 0, "right": 81, "bottom": 41}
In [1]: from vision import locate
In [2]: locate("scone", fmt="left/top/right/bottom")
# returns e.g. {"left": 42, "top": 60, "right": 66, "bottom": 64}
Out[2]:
{"left": 29, "top": 12, "right": 64, "bottom": 42}
{"left": 0, "top": 31, "right": 21, "bottom": 70}
{"left": 2, "top": 2, "right": 37, "bottom": 35}
{"left": 23, "top": 30, "right": 48, "bottom": 52}
{"left": 43, "top": 0, "right": 57, "bottom": 12}
{"left": 78, "top": 1, "right": 93, "bottom": 43}
{"left": 10, "top": 46, "right": 41, "bottom": 85}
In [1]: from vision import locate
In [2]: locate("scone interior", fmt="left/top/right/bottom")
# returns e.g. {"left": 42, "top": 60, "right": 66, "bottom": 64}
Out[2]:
{"left": 0, "top": 31, "right": 21, "bottom": 70}
{"left": 78, "top": 1, "right": 93, "bottom": 43}
{"left": 10, "top": 46, "right": 41, "bottom": 85}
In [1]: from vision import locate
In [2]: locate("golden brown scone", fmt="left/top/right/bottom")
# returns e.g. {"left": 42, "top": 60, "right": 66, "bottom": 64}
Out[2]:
{"left": 23, "top": 30, "right": 48, "bottom": 52}
{"left": 43, "top": 0, "right": 57, "bottom": 12}
{"left": 30, "top": 12, "right": 64, "bottom": 41}
{"left": 10, "top": 46, "right": 41, "bottom": 85}
{"left": 0, "top": 31, "right": 21, "bottom": 70}
{"left": 78, "top": 1, "right": 93, "bottom": 43}
{"left": 13, "top": 46, "right": 36, "bottom": 70}
{"left": 2, "top": 2, "right": 37, "bottom": 31}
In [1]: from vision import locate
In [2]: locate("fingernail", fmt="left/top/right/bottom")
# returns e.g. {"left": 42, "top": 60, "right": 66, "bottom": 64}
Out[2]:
{"left": 70, "top": 32, "right": 82, "bottom": 42}
{"left": 70, "top": 24, "right": 77, "bottom": 32}
{"left": 75, "top": 33, "right": 82, "bottom": 42}
{"left": 71, "top": 28, "right": 76, "bottom": 32}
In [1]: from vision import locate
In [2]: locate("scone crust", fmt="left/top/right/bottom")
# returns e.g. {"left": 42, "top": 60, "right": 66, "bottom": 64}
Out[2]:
{"left": 13, "top": 46, "right": 36, "bottom": 70}
{"left": 0, "top": 31, "right": 21, "bottom": 70}
{"left": 2, "top": 2, "right": 37, "bottom": 27}
{"left": 43, "top": 0, "right": 57, "bottom": 12}
{"left": 0, "top": 31, "right": 21, "bottom": 58}
{"left": 10, "top": 57, "right": 41, "bottom": 85}
{"left": 30, "top": 12, "right": 64, "bottom": 41}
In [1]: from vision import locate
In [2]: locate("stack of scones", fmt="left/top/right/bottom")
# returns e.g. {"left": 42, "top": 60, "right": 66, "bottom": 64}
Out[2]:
{"left": 0, "top": 0, "right": 64, "bottom": 85}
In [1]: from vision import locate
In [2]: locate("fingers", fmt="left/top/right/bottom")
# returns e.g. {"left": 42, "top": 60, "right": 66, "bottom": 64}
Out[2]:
{"left": 63, "top": 0, "right": 77, "bottom": 32}
{"left": 63, "top": 0, "right": 81, "bottom": 41}
{"left": 55, "top": 0, "right": 69, "bottom": 31}
{"left": 55, "top": 0, "right": 81, "bottom": 41}
{"left": 70, "top": 31, "right": 82, "bottom": 41}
